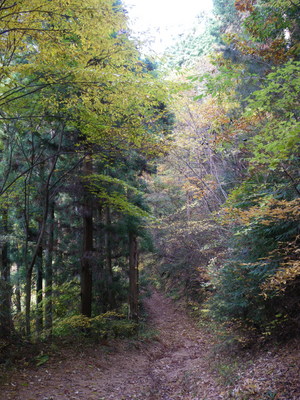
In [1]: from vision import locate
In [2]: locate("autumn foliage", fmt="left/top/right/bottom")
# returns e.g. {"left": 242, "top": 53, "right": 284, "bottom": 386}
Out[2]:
{"left": 152, "top": 0, "right": 300, "bottom": 338}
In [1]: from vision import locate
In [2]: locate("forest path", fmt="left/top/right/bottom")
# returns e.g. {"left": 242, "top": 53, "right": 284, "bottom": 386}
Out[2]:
{"left": 2, "top": 290, "right": 224, "bottom": 400}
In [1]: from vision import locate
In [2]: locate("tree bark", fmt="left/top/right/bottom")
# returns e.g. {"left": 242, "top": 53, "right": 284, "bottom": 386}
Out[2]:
{"left": 104, "top": 205, "right": 115, "bottom": 310}
{"left": 25, "top": 135, "right": 61, "bottom": 337}
{"left": 0, "top": 208, "right": 13, "bottom": 338}
{"left": 45, "top": 200, "right": 55, "bottom": 333}
{"left": 15, "top": 263, "right": 21, "bottom": 314}
{"left": 35, "top": 243, "right": 43, "bottom": 335}
{"left": 80, "top": 157, "right": 93, "bottom": 318}
{"left": 128, "top": 233, "right": 139, "bottom": 322}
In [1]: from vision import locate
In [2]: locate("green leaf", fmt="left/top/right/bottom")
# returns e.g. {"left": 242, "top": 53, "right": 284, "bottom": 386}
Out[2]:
{"left": 35, "top": 354, "right": 49, "bottom": 367}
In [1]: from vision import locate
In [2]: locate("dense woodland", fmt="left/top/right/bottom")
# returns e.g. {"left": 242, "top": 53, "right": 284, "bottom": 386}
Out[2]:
{"left": 153, "top": 0, "right": 300, "bottom": 340}
{"left": 0, "top": 0, "right": 299, "bottom": 359}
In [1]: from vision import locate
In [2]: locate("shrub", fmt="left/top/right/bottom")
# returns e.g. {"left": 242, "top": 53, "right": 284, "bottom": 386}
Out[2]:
{"left": 53, "top": 312, "right": 137, "bottom": 340}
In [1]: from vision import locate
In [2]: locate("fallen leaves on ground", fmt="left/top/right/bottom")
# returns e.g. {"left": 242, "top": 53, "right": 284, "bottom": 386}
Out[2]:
{"left": 1, "top": 291, "right": 300, "bottom": 399}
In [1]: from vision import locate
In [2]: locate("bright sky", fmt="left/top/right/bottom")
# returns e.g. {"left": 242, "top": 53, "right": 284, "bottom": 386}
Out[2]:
{"left": 123, "top": 0, "right": 213, "bottom": 54}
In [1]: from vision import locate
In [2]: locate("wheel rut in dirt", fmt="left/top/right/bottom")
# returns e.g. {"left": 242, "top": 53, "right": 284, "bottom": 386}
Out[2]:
{"left": 141, "top": 290, "right": 222, "bottom": 400}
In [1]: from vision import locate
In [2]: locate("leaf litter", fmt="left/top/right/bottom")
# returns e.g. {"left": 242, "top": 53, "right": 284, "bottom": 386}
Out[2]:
{"left": 1, "top": 290, "right": 300, "bottom": 399}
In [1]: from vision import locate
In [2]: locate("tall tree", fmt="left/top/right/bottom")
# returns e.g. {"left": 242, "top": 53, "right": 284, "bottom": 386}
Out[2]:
{"left": 0, "top": 0, "right": 172, "bottom": 338}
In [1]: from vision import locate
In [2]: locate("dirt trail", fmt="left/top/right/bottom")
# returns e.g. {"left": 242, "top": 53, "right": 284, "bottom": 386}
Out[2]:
{"left": 3, "top": 291, "right": 300, "bottom": 399}
{"left": 142, "top": 291, "right": 222, "bottom": 400}
{"left": 1, "top": 291, "right": 223, "bottom": 400}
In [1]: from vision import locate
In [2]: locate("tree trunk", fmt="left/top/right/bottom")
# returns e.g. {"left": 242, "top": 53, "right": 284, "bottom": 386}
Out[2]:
{"left": 25, "top": 268, "right": 32, "bottom": 336}
{"left": 186, "top": 191, "right": 191, "bottom": 222}
{"left": 128, "top": 233, "right": 139, "bottom": 322}
{"left": 80, "top": 157, "right": 93, "bottom": 317}
{"left": 35, "top": 243, "right": 43, "bottom": 335}
{"left": 15, "top": 263, "right": 22, "bottom": 314}
{"left": 24, "top": 176, "right": 31, "bottom": 337}
{"left": 104, "top": 206, "right": 115, "bottom": 310}
{"left": 0, "top": 208, "right": 13, "bottom": 338}
{"left": 93, "top": 205, "right": 105, "bottom": 314}
{"left": 25, "top": 141, "right": 60, "bottom": 337}
{"left": 45, "top": 201, "right": 55, "bottom": 334}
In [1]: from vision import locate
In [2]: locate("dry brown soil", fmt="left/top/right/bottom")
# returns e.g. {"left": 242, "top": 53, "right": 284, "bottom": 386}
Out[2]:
{"left": 1, "top": 290, "right": 300, "bottom": 400}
